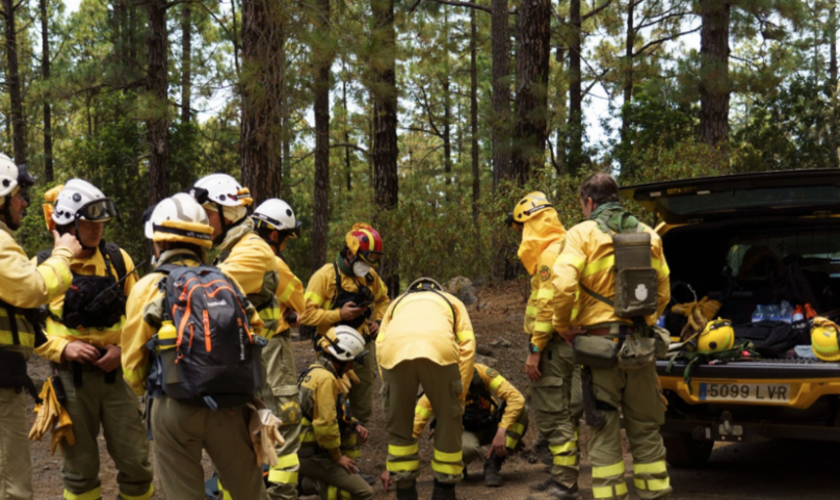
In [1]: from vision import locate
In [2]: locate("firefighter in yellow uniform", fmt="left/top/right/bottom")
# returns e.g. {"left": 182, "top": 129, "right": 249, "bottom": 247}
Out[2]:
{"left": 301, "top": 223, "right": 389, "bottom": 465}
{"left": 552, "top": 174, "right": 671, "bottom": 500}
{"left": 35, "top": 180, "right": 153, "bottom": 500}
{"left": 508, "top": 192, "right": 583, "bottom": 499}
{"left": 377, "top": 277, "right": 476, "bottom": 500}
{"left": 0, "top": 154, "right": 81, "bottom": 500}
{"left": 413, "top": 363, "right": 527, "bottom": 488}
{"left": 252, "top": 198, "right": 306, "bottom": 500}
{"left": 297, "top": 326, "right": 373, "bottom": 500}
{"left": 121, "top": 193, "right": 267, "bottom": 500}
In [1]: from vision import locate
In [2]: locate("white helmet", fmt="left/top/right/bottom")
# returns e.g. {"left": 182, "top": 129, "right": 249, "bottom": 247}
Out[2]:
{"left": 325, "top": 325, "right": 367, "bottom": 362}
{"left": 190, "top": 174, "right": 253, "bottom": 208}
{"left": 51, "top": 179, "right": 116, "bottom": 226}
{"left": 144, "top": 193, "right": 213, "bottom": 248}
{"left": 252, "top": 198, "right": 301, "bottom": 237}
{"left": 0, "top": 153, "right": 19, "bottom": 199}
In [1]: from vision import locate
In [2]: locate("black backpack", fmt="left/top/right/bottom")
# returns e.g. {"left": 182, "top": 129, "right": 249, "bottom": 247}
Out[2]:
{"left": 145, "top": 264, "right": 266, "bottom": 409}
{"left": 734, "top": 320, "right": 800, "bottom": 357}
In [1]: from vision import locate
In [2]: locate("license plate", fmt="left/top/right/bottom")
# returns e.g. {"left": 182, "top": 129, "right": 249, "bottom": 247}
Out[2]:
{"left": 697, "top": 383, "right": 791, "bottom": 403}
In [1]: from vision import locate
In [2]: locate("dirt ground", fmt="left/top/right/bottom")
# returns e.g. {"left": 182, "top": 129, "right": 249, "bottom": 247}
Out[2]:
{"left": 26, "top": 280, "right": 840, "bottom": 499}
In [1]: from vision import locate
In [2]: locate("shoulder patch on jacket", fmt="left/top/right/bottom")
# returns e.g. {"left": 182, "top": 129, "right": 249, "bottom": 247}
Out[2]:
{"left": 486, "top": 367, "right": 499, "bottom": 378}
{"left": 539, "top": 266, "right": 551, "bottom": 282}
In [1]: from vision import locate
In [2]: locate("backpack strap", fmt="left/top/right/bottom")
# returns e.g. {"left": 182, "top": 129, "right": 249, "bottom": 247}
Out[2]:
{"left": 103, "top": 242, "right": 127, "bottom": 280}
{"left": 389, "top": 288, "right": 458, "bottom": 335}
{"left": 579, "top": 282, "right": 614, "bottom": 308}
{"left": 36, "top": 249, "right": 53, "bottom": 266}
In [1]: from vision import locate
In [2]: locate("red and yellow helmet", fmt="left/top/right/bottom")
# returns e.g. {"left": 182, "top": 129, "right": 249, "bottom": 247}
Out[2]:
{"left": 345, "top": 223, "right": 383, "bottom": 266}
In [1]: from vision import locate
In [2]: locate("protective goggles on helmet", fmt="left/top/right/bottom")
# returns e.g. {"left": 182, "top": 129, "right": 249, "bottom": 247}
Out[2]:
{"left": 253, "top": 213, "right": 302, "bottom": 238}
{"left": 77, "top": 198, "right": 118, "bottom": 222}
{"left": 504, "top": 212, "right": 523, "bottom": 229}
{"left": 357, "top": 249, "right": 383, "bottom": 266}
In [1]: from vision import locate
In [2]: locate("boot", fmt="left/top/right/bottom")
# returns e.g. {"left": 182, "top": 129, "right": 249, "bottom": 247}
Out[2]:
{"left": 430, "top": 480, "right": 457, "bottom": 500}
{"left": 483, "top": 459, "right": 502, "bottom": 487}
{"left": 546, "top": 481, "right": 581, "bottom": 500}
{"left": 529, "top": 477, "right": 554, "bottom": 492}
{"left": 396, "top": 483, "right": 419, "bottom": 500}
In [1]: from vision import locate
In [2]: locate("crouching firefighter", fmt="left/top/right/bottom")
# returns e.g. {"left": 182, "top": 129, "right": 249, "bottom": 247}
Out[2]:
{"left": 0, "top": 153, "right": 82, "bottom": 500}
{"left": 252, "top": 198, "right": 306, "bottom": 500}
{"left": 122, "top": 193, "right": 274, "bottom": 500}
{"left": 413, "top": 363, "right": 528, "bottom": 488}
{"left": 297, "top": 326, "right": 374, "bottom": 500}
{"left": 552, "top": 173, "right": 672, "bottom": 500}
{"left": 507, "top": 191, "right": 583, "bottom": 498}
{"left": 377, "top": 277, "right": 476, "bottom": 500}
{"left": 33, "top": 179, "right": 154, "bottom": 500}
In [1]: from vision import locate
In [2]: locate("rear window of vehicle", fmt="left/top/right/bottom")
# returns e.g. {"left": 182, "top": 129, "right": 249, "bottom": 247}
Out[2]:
{"left": 727, "top": 229, "right": 840, "bottom": 279}
{"left": 658, "top": 186, "right": 840, "bottom": 216}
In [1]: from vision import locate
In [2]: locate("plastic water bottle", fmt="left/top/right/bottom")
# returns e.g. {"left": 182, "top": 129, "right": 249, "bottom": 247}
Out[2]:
{"left": 768, "top": 304, "right": 781, "bottom": 322}
{"left": 752, "top": 305, "right": 764, "bottom": 323}
{"left": 656, "top": 315, "right": 666, "bottom": 328}
{"left": 780, "top": 301, "right": 793, "bottom": 324}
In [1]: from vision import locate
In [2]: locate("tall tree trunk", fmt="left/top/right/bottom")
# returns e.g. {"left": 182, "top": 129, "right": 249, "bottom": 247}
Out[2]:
{"left": 311, "top": 0, "right": 333, "bottom": 273}
{"left": 491, "top": 0, "right": 511, "bottom": 189}
{"left": 470, "top": 6, "right": 480, "bottom": 228}
{"left": 2, "top": 0, "right": 26, "bottom": 166}
{"left": 40, "top": 0, "right": 53, "bottom": 182}
{"left": 830, "top": 3, "right": 838, "bottom": 168}
{"left": 129, "top": 0, "right": 137, "bottom": 69}
{"left": 510, "top": 0, "right": 551, "bottom": 185}
{"left": 146, "top": 0, "right": 169, "bottom": 206}
{"left": 554, "top": 28, "right": 566, "bottom": 178}
{"left": 240, "top": 0, "right": 284, "bottom": 204}
{"left": 371, "top": 0, "right": 399, "bottom": 295}
{"left": 343, "top": 58, "right": 352, "bottom": 191}
{"left": 567, "top": 0, "right": 583, "bottom": 174}
{"left": 181, "top": 3, "right": 192, "bottom": 124}
{"left": 699, "top": 0, "right": 730, "bottom": 146}
{"left": 443, "top": 75, "right": 452, "bottom": 187}
{"left": 622, "top": 0, "right": 634, "bottom": 126}
{"left": 280, "top": 25, "right": 289, "bottom": 196}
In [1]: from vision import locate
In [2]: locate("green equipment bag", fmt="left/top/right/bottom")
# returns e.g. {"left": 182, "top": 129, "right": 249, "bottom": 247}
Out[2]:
{"left": 617, "top": 334, "right": 656, "bottom": 371}
{"left": 613, "top": 231, "right": 658, "bottom": 319}
{"left": 573, "top": 335, "right": 620, "bottom": 368}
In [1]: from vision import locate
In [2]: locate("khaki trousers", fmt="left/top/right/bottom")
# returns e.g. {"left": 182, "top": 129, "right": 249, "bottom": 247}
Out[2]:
{"left": 588, "top": 361, "right": 671, "bottom": 500}
{"left": 299, "top": 455, "right": 373, "bottom": 500}
{"left": 0, "top": 387, "right": 32, "bottom": 500}
{"left": 261, "top": 333, "right": 302, "bottom": 500}
{"left": 529, "top": 336, "right": 582, "bottom": 488}
{"left": 56, "top": 368, "right": 153, "bottom": 500}
{"left": 150, "top": 395, "right": 266, "bottom": 500}
{"left": 382, "top": 359, "right": 464, "bottom": 486}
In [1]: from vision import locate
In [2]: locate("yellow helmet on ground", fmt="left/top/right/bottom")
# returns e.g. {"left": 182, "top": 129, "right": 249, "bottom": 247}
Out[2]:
{"left": 508, "top": 192, "right": 552, "bottom": 226}
{"left": 811, "top": 317, "right": 840, "bottom": 362}
{"left": 697, "top": 318, "right": 734, "bottom": 353}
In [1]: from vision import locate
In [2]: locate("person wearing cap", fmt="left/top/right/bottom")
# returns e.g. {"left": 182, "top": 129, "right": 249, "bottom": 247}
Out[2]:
{"left": 507, "top": 192, "right": 583, "bottom": 499}
{"left": 297, "top": 326, "right": 374, "bottom": 500}
{"left": 0, "top": 153, "right": 82, "bottom": 500}
{"left": 377, "top": 277, "right": 476, "bottom": 500}
{"left": 251, "top": 198, "right": 306, "bottom": 500}
{"left": 34, "top": 180, "right": 153, "bottom": 500}
{"left": 121, "top": 193, "right": 267, "bottom": 500}
{"left": 300, "top": 223, "right": 389, "bottom": 464}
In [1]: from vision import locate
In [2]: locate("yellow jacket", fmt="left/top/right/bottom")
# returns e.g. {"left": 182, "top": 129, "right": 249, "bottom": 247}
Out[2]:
{"left": 377, "top": 289, "right": 476, "bottom": 400}
{"left": 35, "top": 247, "right": 137, "bottom": 363}
{"left": 216, "top": 223, "right": 282, "bottom": 339}
{"left": 299, "top": 359, "right": 347, "bottom": 461}
{"left": 413, "top": 363, "right": 524, "bottom": 438}
{"left": 0, "top": 221, "right": 74, "bottom": 358}
{"left": 552, "top": 217, "right": 670, "bottom": 332}
{"left": 274, "top": 256, "right": 304, "bottom": 332}
{"left": 300, "top": 261, "right": 389, "bottom": 337}
{"left": 120, "top": 250, "right": 264, "bottom": 395}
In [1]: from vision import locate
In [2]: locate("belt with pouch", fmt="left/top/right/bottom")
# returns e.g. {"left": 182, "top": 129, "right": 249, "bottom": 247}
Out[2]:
{"left": 585, "top": 324, "right": 635, "bottom": 337}
{"left": 53, "top": 357, "right": 118, "bottom": 388}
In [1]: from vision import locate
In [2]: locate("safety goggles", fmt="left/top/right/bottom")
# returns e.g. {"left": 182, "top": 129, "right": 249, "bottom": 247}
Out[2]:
{"left": 504, "top": 212, "right": 523, "bottom": 230}
{"left": 77, "top": 198, "right": 118, "bottom": 222}
{"left": 253, "top": 213, "right": 302, "bottom": 238}
{"left": 357, "top": 250, "right": 383, "bottom": 266}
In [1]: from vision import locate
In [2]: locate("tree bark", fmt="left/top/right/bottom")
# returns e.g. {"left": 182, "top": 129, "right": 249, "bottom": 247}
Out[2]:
{"left": 240, "top": 0, "right": 284, "bottom": 205}
{"left": 699, "top": 0, "right": 730, "bottom": 147}
{"left": 343, "top": 58, "right": 352, "bottom": 191}
{"left": 2, "top": 0, "right": 26, "bottom": 166}
{"left": 510, "top": 0, "right": 551, "bottom": 185}
{"left": 567, "top": 0, "right": 583, "bottom": 174}
{"left": 471, "top": 6, "right": 480, "bottom": 228}
{"left": 830, "top": 3, "right": 838, "bottom": 168}
{"left": 491, "top": 0, "right": 511, "bottom": 189}
{"left": 181, "top": 3, "right": 191, "bottom": 124}
{"left": 311, "top": 0, "right": 333, "bottom": 273}
{"left": 555, "top": 26, "right": 566, "bottom": 178}
{"left": 146, "top": 0, "right": 170, "bottom": 206}
{"left": 623, "top": 0, "right": 634, "bottom": 117}
{"left": 41, "top": 0, "right": 53, "bottom": 182}
{"left": 371, "top": 0, "right": 399, "bottom": 295}
{"left": 443, "top": 75, "right": 452, "bottom": 187}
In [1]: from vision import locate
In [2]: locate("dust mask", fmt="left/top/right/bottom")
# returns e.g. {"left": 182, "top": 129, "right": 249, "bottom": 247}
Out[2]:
{"left": 353, "top": 260, "right": 371, "bottom": 278}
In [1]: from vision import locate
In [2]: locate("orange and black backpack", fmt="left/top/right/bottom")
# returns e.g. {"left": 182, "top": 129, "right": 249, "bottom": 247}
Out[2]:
{"left": 146, "top": 264, "right": 266, "bottom": 409}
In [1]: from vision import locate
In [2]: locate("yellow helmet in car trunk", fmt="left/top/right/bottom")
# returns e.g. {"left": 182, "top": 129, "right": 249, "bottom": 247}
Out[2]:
{"left": 811, "top": 317, "right": 840, "bottom": 362}
{"left": 697, "top": 318, "right": 734, "bottom": 353}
